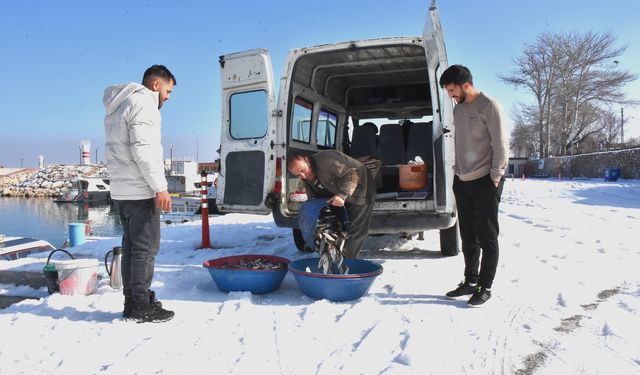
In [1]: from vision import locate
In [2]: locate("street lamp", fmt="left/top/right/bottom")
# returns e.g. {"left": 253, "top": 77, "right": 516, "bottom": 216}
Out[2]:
{"left": 170, "top": 145, "right": 173, "bottom": 174}
{"left": 193, "top": 131, "right": 199, "bottom": 165}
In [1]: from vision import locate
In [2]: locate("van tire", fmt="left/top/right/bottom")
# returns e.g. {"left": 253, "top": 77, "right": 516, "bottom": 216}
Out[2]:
{"left": 293, "top": 229, "right": 313, "bottom": 252}
{"left": 439, "top": 223, "right": 459, "bottom": 257}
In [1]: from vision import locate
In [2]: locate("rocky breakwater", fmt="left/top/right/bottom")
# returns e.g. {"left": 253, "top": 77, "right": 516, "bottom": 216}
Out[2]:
{"left": 0, "top": 165, "right": 109, "bottom": 198}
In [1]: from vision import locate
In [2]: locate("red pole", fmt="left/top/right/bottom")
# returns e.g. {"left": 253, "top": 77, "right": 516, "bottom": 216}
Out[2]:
{"left": 198, "top": 170, "right": 212, "bottom": 249}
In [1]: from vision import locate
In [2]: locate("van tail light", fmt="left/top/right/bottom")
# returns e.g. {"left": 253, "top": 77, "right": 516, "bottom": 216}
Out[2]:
{"left": 274, "top": 157, "right": 283, "bottom": 194}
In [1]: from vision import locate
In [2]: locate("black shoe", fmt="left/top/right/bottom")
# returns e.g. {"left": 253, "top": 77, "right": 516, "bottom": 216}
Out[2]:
{"left": 445, "top": 281, "right": 477, "bottom": 298}
{"left": 128, "top": 302, "right": 175, "bottom": 323}
{"left": 123, "top": 290, "right": 163, "bottom": 319}
{"left": 467, "top": 286, "right": 492, "bottom": 307}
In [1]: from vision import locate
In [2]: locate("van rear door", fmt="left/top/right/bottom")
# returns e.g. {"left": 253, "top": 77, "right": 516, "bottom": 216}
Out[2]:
{"left": 423, "top": 4, "right": 456, "bottom": 213}
{"left": 217, "top": 49, "right": 277, "bottom": 214}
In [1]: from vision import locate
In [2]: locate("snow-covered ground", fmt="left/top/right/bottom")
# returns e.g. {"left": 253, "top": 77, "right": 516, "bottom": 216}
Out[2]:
{"left": 1, "top": 179, "right": 639, "bottom": 375}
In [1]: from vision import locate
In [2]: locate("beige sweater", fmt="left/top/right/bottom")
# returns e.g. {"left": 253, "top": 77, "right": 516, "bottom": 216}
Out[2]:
{"left": 453, "top": 92, "right": 509, "bottom": 184}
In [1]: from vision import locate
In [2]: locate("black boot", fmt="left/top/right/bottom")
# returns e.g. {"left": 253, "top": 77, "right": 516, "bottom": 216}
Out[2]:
{"left": 127, "top": 300, "right": 174, "bottom": 323}
{"left": 123, "top": 290, "right": 164, "bottom": 319}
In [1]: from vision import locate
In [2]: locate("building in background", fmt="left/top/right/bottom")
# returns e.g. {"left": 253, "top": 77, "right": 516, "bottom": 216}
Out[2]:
{"left": 508, "top": 157, "right": 528, "bottom": 178}
{"left": 166, "top": 160, "right": 199, "bottom": 194}
{"left": 197, "top": 161, "right": 219, "bottom": 174}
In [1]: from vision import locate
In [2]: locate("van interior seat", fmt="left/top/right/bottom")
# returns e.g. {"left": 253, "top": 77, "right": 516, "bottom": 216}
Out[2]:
{"left": 377, "top": 124, "right": 406, "bottom": 192}
{"left": 349, "top": 124, "right": 378, "bottom": 158}
{"left": 378, "top": 124, "right": 405, "bottom": 165}
{"left": 404, "top": 121, "right": 434, "bottom": 168}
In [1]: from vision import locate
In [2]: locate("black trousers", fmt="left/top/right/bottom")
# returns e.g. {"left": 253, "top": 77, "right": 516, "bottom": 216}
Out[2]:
{"left": 343, "top": 202, "right": 375, "bottom": 259}
{"left": 453, "top": 174, "right": 504, "bottom": 289}
{"left": 114, "top": 198, "right": 160, "bottom": 305}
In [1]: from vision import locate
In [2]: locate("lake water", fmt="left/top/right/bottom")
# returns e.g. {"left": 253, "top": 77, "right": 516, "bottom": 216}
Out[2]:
{"left": 0, "top": 197, "right": 123, "bottom": 248}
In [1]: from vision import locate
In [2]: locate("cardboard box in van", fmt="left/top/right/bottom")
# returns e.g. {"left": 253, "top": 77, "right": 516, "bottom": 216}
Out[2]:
{"left": 216, "top": 4, "right": 459, "bottom": 256}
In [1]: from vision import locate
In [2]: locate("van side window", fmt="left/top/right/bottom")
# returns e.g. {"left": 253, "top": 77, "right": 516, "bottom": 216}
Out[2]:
{"left": 229, "top": 90, "right": 268, "bottom": 139}
{"left": 291, "top": 97, "right": 313, "bottom": 143}
{"left": 317, "top": 109, "right": 337, "bottom": 148}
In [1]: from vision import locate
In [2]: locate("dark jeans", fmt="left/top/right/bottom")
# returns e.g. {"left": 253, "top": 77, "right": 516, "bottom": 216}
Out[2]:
{"left": 453, "top": 174, "right": 504, "bottom": 289}
{"left": 114, "top": 198, "right": 160, "bottom": 305}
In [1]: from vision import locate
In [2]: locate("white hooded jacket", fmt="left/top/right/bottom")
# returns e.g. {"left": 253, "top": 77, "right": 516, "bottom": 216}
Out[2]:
{"left": 103, "top": 83, "right": 167, "bottom": 200}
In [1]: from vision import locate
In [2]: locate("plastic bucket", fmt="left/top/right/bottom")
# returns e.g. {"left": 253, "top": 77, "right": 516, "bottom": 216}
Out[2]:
{"left": 53, "top": 258, "right": 99, "bottom": 295}
{"left": 399, "top": 164, "right": 427, "bottom": 191}
{"left": 289, "top": 258, "right": 383, "bottom": 302}
{"left": 42, "top": 249, "right": 75, "bottom": 294}
{"left": 68, "top": 223, "right": 86, "bottom": 247}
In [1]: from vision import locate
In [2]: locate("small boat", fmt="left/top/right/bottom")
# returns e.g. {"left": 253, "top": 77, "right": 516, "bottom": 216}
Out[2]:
{"left": 161, "top": 189, "right": 222, "bottom": 224}
{"left": 0, "top": 235, "right": 56, "bottom": 261}
{"left": 54, "top": 177, "right": 111, "bottom": 203}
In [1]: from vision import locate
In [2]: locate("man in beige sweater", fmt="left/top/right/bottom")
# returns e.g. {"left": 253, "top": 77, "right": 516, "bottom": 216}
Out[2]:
{"left": 439, "top": 65, "right": 509, "bottom": 307}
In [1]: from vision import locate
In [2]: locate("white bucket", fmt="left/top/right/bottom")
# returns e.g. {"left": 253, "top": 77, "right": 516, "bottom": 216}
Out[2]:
{"left": 53, "top": 258, "right": 99, "bottom": 295}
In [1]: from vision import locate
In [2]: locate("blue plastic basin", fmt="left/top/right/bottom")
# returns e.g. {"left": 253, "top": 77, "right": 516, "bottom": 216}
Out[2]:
{"left": 288, "top": 258, "right": 383, "bottom": 302}
{"left": 203, "top": 254, "right": 289, "bottom": 294}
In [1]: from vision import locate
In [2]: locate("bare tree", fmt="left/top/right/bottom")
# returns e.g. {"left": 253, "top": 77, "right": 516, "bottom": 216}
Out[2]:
{"left": 509, "top": 105, "right": 539, "bottom": 157}
{"left": 500, "top": 33, "right": 561, "bottom": 157}
{"left": 501, "top": 31, "right": 637, "bottom": 156}
{"left": 594, "top": 109, "right": 624, "bottom": 150}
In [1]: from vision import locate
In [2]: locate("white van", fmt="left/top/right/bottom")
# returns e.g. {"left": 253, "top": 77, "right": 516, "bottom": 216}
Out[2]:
{"left": 216, "top": 5, "right": 459, "bottom": 256}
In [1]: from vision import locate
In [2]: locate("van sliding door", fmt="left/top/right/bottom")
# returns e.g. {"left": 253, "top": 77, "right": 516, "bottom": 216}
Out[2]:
{"left": 218, "top": 49, "right": 277, "bottom": 214}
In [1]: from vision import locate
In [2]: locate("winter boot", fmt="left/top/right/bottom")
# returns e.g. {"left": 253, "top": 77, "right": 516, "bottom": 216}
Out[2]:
{"left": 123, "top": 290, "right": 163, "bottom": 319}
{"left": 127, "top": 301, "right": 174, "bottom": 323}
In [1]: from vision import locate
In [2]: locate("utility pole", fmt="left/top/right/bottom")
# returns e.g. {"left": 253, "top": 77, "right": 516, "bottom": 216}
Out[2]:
{"left": 621, "top": 107, "right": 624, "bottom": 144}
{"left": 95, "top": 147, "right": 99, "bottom": 164}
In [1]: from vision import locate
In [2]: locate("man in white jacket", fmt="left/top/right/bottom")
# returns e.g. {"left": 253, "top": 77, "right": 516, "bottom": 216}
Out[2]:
{"left": 104, "top": 65, "right": 175, "bottom": 323}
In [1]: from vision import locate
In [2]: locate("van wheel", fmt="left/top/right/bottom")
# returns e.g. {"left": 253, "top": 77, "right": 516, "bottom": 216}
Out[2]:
{"left": 293, "top": 229, "right": 313, "bottom": 252}
{"left": 439, "top": 224, "right": 459, "bottom": 257}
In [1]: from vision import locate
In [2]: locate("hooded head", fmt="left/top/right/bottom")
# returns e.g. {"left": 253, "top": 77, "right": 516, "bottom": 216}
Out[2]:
{"left": 103, "top": 83, "right": 146, "bottom": 115}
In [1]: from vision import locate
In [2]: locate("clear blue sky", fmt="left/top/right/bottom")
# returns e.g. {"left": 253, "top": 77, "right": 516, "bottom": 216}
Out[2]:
{"left": 1, "top": 0, "right": 639, "bottom": 167}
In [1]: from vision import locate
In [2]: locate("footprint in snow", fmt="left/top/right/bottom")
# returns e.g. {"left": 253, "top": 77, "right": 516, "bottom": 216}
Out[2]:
{"left": 556, "top": 293, "right": 566, "bottom": 307}
{"left": 601, "top": 323, "right": 614, "bottom": 337}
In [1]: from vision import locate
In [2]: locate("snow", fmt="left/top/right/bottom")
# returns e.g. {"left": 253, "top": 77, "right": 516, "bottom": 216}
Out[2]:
{"left": 1, "top": 179, "right": 639, "bottom": 374}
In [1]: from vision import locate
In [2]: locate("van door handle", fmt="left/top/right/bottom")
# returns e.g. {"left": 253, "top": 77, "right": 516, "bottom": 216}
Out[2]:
{"left": 443, "top": 128, "right": 451, "bottom": 134}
